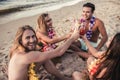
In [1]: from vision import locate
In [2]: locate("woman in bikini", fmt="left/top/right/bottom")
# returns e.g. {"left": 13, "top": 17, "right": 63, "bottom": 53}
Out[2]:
{"left": 72, "top": 32, "right": 120, "bottom": 80}
{"left": 36, "top": 13, "right": 71, "bottom": 51}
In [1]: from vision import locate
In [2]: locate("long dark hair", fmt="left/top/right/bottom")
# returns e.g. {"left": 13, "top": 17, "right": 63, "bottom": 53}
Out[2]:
{"left": 94, "top": 33, "right": 120, "bottom": 80}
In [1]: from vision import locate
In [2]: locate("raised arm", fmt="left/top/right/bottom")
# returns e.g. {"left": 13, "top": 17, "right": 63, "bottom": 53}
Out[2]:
{"left": 22, "top": 27, "right": 80, "bottom": 64}
{"left": 36, "top": 31, "right": 70, "bottom": 44}
{"left": 82, "top": 35, "right": 102, "bottom": 58}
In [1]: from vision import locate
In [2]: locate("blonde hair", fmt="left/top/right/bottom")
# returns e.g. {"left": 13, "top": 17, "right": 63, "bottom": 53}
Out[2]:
{"left": 36, "top": 13, "right": 49, "bottom": 34}
{"left": 10, "top": 25, "right": 37, "bottom": 58}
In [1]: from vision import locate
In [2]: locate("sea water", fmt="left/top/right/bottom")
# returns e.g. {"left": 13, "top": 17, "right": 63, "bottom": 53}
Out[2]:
{"left": 0, "top": 0, "right": 83, "bottom": 24}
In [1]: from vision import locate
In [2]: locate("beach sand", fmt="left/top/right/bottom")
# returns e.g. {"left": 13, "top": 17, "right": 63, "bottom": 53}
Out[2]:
{"left": 0, "top": 0, "right": 120, "bottom": 79}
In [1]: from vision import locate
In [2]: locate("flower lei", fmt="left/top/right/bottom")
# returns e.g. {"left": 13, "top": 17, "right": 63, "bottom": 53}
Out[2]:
{"left": 43, "top": 27, "right": 57, "bottom": 51}
{"left": 47, "top": 27, "right": 55, "bottom": 38}
{"left": 80, "top": 16, "right": 95, "bottom": 40}
{"left": 88, "top": 52, "right": 107, "bottom": 76}
{"left": 88, "top": 58, "right": 101, "bottom": 75}
{"left": 28, "top": 63, "right": 39, "bottom": 80}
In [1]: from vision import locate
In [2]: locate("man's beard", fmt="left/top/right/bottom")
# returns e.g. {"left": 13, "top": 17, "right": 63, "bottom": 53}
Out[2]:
{"left": 22, "top": 42, "right": 37, "bottom": 52}
{"left": 25, "top": 47, "right": 36, "bottom": 52}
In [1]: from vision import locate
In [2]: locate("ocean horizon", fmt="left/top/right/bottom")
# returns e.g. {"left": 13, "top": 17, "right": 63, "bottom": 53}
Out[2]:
{"left": 0, "top": 0, "right": 83, "bottom": 25}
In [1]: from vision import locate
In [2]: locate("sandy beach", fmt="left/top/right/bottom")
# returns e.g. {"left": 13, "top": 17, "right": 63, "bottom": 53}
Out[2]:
{"left": 0, "top": 0, "right": 120, "bottom": 79}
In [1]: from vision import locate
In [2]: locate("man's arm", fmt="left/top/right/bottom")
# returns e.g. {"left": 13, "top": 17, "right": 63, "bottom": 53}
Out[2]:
{"left": 96, "top": 19, "right": 108, "bottom": 50}
{"left": 82, "top": 35, "right": 101, "bottom": 58}
{"left": 21, "top": 28, "right": 79, "bottom": 64}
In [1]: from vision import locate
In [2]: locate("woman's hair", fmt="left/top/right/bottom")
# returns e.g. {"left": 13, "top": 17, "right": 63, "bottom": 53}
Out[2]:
{"left": 36, "top": 13, "right": 49, "bottom": 34}
{"left": 10, "top": 25, "right": 37, "bottom": 58}
{"left": 94, "top": 32, "right": 120, "bottom": 80}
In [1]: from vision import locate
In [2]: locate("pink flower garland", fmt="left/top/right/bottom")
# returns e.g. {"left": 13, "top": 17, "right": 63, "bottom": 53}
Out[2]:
{"left": 80, "top": 16, "right": 95, "bottom": 40}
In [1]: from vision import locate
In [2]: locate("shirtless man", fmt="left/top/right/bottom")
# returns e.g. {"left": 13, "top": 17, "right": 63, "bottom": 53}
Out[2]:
{"left": 8, "top": 25, "right": 79, "bottom": 80}
{"left": 71, "top": 2, "right": 108, "bottom": 59}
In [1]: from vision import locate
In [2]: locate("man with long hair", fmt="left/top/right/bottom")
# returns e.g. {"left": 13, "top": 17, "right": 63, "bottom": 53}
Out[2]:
{"left": 72, "top": 32, "right": 120, "bottom": 80}
{"left": 8, "top": 25, "right": 80, "bottom": 80}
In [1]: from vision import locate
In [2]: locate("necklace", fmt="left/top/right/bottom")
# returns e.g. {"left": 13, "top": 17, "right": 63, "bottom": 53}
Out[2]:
{"left": 47, "top": 27, "right": 55, "bottom": 38}
{"left": 80, "top": 16, "right": 95, "bottom": 40}
{"left": 47, "top": 27, "right": 57, "bottom": 49}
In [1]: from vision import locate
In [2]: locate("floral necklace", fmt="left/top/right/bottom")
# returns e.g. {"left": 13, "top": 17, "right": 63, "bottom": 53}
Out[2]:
{"left": 47, "top": 27, "right": 55, "bottom": 38}
{"left": 46, "top": 27, "right": 57, "bottom": 49}
{"left": 80, "top": 16, "right": 95, "bottom": 40}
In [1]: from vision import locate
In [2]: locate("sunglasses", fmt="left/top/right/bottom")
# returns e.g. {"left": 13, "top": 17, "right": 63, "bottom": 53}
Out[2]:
{"left": 46, "top": 18, "right": 52, "bottom": 23}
